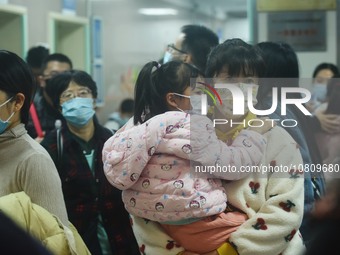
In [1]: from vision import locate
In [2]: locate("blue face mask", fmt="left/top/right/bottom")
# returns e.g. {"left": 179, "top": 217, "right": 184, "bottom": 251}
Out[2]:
{"left": 61, "top": 97, "right": 95, "bottom": 128}
{"left": 0, "top": 97, "right": 14, "bottom": 134}
{"left": 163, "top": 51, "right": 172, "bottom": 64}
{"left": 313, "top": 83, "right": 327, "bottom": 102}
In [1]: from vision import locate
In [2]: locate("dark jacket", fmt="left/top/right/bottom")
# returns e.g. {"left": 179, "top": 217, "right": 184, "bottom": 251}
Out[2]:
{"left": 41, "top": 118, "right": 139, "bottom": 255}
{"left": 27, "top": 92, "right": 64, "bottom": 138}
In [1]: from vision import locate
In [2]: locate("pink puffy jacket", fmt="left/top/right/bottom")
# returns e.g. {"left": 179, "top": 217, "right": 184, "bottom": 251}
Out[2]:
{"left": 102, "top": 111, "right": 266, "bottom": 222}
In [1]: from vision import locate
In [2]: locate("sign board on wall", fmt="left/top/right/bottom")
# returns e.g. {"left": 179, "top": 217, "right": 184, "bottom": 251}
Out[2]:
{"left": 268, "top": 12, "right": 326, "bottom": 51}
{"left": 257, "top": 0, "right": 336, "bottom": 12}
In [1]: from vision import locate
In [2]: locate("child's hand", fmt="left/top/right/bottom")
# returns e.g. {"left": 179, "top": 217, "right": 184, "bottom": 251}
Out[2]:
{"left": 247, "top": 117, "right": 275, "bottom": 134}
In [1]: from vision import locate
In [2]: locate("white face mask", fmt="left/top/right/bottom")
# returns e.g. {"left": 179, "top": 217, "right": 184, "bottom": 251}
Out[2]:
{"left": 215, "top": 83, "right": 259, "bottom": 118}
{"left": 190, "top": 94, "right": 202, "bottom": 114}
{"left": 171, "top": 92, "right": 192, "bottom": 112}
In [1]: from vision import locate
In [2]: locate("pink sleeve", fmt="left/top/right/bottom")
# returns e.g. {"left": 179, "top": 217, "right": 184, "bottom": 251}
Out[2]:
{"left": 190, "top": 115, "right": 267, "bottom": 180}
{"left": 102, "top": 119, "right": 164, "bottom": 190}
{"left": 102, "top": 112, "right": 190, "bottom": 189}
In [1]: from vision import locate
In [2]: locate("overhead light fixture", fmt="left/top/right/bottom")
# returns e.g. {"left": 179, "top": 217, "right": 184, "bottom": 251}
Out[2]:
{"left": 138, "top": 8, "right": 178, "bottom": 16}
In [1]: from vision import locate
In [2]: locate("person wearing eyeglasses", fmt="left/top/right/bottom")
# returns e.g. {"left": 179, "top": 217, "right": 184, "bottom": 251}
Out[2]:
{"left": 40, "top": 70, "right": 140, "bottom": 255}
{"left": 26, "top": 53, "right": 73, "bottom": 140}
{"left": 163, "top": 24, "right": 219, "bottom": 73}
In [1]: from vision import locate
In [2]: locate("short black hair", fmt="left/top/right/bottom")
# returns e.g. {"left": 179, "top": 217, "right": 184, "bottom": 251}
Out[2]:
{"left": 0, "top": 50, "right": 36, "bottom": 125}
{"left": 45, "top": 70, "right": 97, "bottom": 109}
{"left": 256, "top": 41, "right": 299, "bottom": 100}
{"left": 26, "top": 46, "right": 49, "bottom": 69}
{"left": 312, "top": 63, "right": 339, "bottom": 78}
{"left": 120, "top": 98, "right": 134, "bottom": 114}
{"left": 206, "top": 38, "right": 265, "bottom": 78}
{"left": 42, "top": 53, "right": 73, "bottom": 71}
{"left": 181, "top": 25, "right": 219, "bottom": 73}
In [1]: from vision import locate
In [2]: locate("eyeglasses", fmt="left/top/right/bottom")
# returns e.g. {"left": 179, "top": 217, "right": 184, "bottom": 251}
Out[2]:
{"left": 60, "top": 88, "right": 92, "bottom": 100}
{"left": 167, "top": 44, "right": 188, "bottom": 55}
{"left": 42, "top": 71, "right": 64, "bottom": 80}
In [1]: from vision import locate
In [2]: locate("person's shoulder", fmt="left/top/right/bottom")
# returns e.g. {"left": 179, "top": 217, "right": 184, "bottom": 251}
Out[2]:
{"left": 23, "top": 134, "right": 53, "bottom": 155}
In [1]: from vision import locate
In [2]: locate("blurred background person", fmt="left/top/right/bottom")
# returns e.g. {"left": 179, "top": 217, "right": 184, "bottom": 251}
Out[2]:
{"left": 104, "top": 98, "right": 134, "bottom": 131}
{"left": 163, "top": 24, "right": 219, "bottom": 73}
{"left": 41, "top": 70, "right": 139, "bottom": 255}
{"left": 256, "top": 41, "right": 325, "bottom": 247}
{"left": 25, "top": 45, "right": 49, "bottom": 85}
{"left": 314, "top": 75, "right": 340, "bottom": 179}
{"left": 26, "top": 53, "right": 72, "bottom": 140}
{"left": 307, "top": 62, "right": 339, "bottom": 113}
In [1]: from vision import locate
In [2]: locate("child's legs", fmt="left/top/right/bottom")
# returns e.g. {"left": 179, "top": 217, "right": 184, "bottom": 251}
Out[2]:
{"left": 161, "top": 211, "right": 247, "bottom": 253}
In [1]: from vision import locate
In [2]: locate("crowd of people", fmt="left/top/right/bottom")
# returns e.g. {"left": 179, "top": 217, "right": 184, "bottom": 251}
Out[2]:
{"left": 1, "top": 24, "right": 340, "bottom": 255}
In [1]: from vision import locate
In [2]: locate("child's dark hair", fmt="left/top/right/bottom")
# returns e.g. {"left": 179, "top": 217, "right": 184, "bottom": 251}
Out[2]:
{"left": 134, "top": 61, "right": 200, "bottom": 124}
{"left": 206, "top": 38, "right": 265, "bottom": 78}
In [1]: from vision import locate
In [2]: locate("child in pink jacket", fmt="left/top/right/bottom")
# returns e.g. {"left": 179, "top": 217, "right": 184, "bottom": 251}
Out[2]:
{"left": 103, "top": 61, "right": 268, "bottom": 254}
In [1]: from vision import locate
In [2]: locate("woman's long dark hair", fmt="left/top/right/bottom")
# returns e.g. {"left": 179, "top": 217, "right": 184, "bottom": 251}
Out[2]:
{"left": 0, "top": 50, "right": 36, "bottom": 125}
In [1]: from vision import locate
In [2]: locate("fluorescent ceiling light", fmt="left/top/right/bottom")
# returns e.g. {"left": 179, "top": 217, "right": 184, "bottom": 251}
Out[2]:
{"left": 138, "top": 8, "right": 178, "bottom": 16}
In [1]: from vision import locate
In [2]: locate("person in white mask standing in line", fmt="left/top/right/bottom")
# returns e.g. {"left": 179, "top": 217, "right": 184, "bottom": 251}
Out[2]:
{"left": 308, "top": 62, "right": 339, "bottom": 113}
{"left": 162, "top": 24, "right": 219, "bottom": 73}
{"left": 40, "top": 70, "right": 140, "bottom": 255}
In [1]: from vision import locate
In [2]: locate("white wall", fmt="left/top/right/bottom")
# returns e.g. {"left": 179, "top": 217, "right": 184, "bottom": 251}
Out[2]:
{"left": 6, "top": 0, "right": 86, "bottom": 47}
{"left": 222, "top": 17, "right": 249, "bottom": 42}
{"left": 90, "top": 0, "right": 230, "bottom": 123}
{"left": 2, "top": 0, "right": 250, "bottom": 123}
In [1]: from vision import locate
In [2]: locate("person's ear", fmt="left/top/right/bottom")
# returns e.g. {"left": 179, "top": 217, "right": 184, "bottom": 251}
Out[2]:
{"left": 165, "top": 93, "right": 179, "bottom": 110}
{"left": 12, "top": 93, "right": 25, "bottom": 112}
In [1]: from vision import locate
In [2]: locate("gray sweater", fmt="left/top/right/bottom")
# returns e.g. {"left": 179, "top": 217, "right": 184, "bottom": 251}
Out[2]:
{"left": 0, "top": 124, "right": 68, "bottom": 225}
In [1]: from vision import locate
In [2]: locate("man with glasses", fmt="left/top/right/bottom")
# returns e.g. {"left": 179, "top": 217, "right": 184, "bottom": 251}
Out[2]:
{"left": 163, "top": 24, "right": 219, "bottom": 73}
{"left": 27, "top": 53, "right": 73, "bottom": 140}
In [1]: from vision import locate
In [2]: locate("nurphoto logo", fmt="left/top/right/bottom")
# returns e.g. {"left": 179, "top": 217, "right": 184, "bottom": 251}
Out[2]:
{"left": 195, "top": 79, "right": 312, "bottom": 128}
